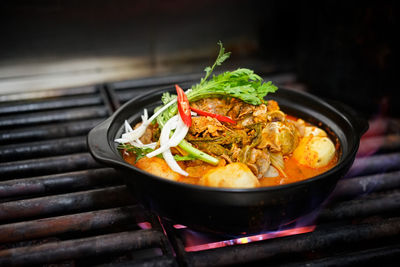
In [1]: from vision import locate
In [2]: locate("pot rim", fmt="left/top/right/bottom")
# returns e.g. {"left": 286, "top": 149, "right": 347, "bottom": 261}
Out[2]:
{"left": 88, "top": 87, "right": 366, "bottom": 194}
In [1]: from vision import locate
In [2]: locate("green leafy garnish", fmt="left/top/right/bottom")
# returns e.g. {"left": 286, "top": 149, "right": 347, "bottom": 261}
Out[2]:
{"left": 151, "top": 41, "right": 277, "bottom": 166}
{"left": 200, "top": 40, "right": 231, "bottom": 85}
{"left": 194, "top": 41, "right": 277, "bottom": 105}
{"left": 156, "top": 41, "right": 278, "bottom": 128}
{"left": 188, "top": 68, "right": 278, "bottom": 105}
{"left": 118, "top": 143, "right": 156, "bottom": 163}
{"left": 118, "top": 143, "right": 206, "bottom": 164}
{"left": 161, "top": 92, "right": 176, "bottom": 105}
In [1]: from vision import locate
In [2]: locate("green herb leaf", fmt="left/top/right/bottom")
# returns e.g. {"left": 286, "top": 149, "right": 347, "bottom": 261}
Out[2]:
{"left": 188, "top": 68, "right": 278, "bottom": 105}
{"left": 155, "top": 43, "right": 278, "bottom": 128}
{"left": 118, "top": 143, "right": 156, "bottom": 163}
{"left": 118, "top": 143, "right": 202, "bottom": 164}
{"left": 200, "top": 41, "right": 231, "bottom": 85}
{"left": 161, "top": 92, "right": 176, "bottom": 105}
{"left": 150, "top": 41, "right": 277, "bottom": 166}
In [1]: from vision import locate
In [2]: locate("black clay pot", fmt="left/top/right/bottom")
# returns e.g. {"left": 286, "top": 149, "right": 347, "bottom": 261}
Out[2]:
{"left": 88, "top": 87, "right": 368, "bottom": 234}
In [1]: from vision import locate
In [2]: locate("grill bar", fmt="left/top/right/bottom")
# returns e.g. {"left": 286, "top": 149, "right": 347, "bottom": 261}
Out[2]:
{"left": 107, "top": 76, "right": 400, "bottom": 266}
{"left": 109, "top": 73, "right": 204, "bottom": 90}
{"left": 0, "top": 168, "right": 122, "bottom": 199}
{"left": 345, "top": 152, "right": 400, "bottom": 178}
{"left": 99, "top": 255, "right": 178, "bottom": 267}
{"left": 331, "top": 170, "right": 400, "bottom": 200}
{"left": 0, "top": 118, "right": 104, "bottom": 145}
{"left": 0, "top": 136, "right": 87, "bottom": 162}
{"left": 116, "top": 81, "right": 194, "bottom": 105}
{"left": 280, "top": 244, "right": 400, "bottom": 267}
{"left": 0, "top": 106, "right": 109, "bottom": 129}
{"left": 358, "top": 134, "right": 400, "bottom": 155}
{"left": 0, "top": 83, "right": 179, "bottom": 266}
{"left": 0, "top": 229, "right": 165, "bottom": 267}
{"left": 186, "top": 217, "right": 400, "bottom": 267}
{"left": 0, "top": 186, "right": 134, "bottom": 223}
{"left": 0, "top": 94, "right": 103, "bottom": 115}
{"left": 0, "top": 205, "right": 148, "bottom": 244}
{"left": 319, "top": 190, "right": 400, "bottom": 221}
{"left": 1, "top": 75, "right": 400, "bottom": 266}
{"left": 0, "top": 86, "right": 97, "bottom": 103}
{"left": 0, "top": 153, "right": 101, "bottom": 180}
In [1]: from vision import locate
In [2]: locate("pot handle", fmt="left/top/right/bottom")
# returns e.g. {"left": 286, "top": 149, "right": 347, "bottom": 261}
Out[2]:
{"left": 87, "top": 117, "right": 123, "bottom": 165}
{"left": 327, "top": 99, "right": 369, "bottom": 138}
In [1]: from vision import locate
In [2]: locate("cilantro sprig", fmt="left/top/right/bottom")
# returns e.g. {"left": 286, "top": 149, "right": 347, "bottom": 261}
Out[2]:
{"left": 118, "top": 143, "right": 155, "bottom": 163}
{"left": 150, "top": 41, "right": 277, "bottom": 166}
{"left": 119, "top": 143, "right": 198, "bottom": 163}
{"left": 156, "top": 41, "right": 278, "bottom": 128}
{"left": 200, "top": 40, "right": 231, "bottom": 86}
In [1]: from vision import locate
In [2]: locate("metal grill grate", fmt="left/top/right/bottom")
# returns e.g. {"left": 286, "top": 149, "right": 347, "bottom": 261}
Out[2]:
{"left": 1, "top": 74, "right": 400, "bottom": 266}
{"left": 0, "top": 85, "right": 177, "bottom": 266}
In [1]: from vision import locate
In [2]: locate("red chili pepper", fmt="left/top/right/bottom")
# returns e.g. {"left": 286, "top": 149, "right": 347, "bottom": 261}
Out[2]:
{"left": 175, "top": 84, "right": 192, "bottom": 127}
{"left": 190, "top": 106, "right": 236, "bottom": 124}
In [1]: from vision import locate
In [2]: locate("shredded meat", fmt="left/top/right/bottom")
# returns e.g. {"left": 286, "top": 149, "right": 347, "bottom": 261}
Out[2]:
{"left": 267, "top": 100, "right": 280, "bottom": 112}
{"left": 135, "top": 122, "right": 156, "bottom": 144}
{"left": 125, "top": 95, "right": 339, "bottom": 186}
{"left": 186, "top": 97, "right": 300, "bottom": 177}
{"left": 247, "top": 148, "right": 271, "bottom": 178}
{"left": 189, "top": 116, "right": 224, "bottom": 137}
{"left": 142, "top": 97, "right": 301, "bottom": 178}
{"left": 191, "top": 98, "right": 231, "bottom": 115}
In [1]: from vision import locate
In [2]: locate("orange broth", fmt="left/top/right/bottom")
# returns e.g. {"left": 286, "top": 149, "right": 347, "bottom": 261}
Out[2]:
{"left": 121, "top": 115, "right": 339, "bottom": 187}
{"left": 258, "top": 152, "right": 338, "bottom": 187}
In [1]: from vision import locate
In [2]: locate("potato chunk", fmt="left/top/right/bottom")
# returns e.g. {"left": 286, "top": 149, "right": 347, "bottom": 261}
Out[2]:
{"left": 135, "top": 157, "right": 182, "bottom": 181}
{"left": 199, "top": 163, "right": 260, "bottom": 188}
{"left": 293, "top": 135, "right": 335, "bottom": 168}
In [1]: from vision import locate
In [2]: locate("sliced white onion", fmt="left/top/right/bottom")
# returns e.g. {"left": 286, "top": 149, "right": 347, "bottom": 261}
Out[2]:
{"left": 144, "top": 114, "right": 189, "bottom": 175}
{"left": 116, "top": 120, "right": 157, "bottom": 149}
{"left": 264, "top": 166, "right": 279, "bottom": 177}
{"left": 146, "top": 115, "right": 178, "bottom": 158}
{"left": 130, "top": 140, "right": 157, "bottom": 149}
{"left": 118, "top": 99, "right": 177, "bottom": 143}
{"left": 270, "top": 152, "right": 287, "bottom": 177}
{"left": 114, "top": 87, "right": 191, "bottom": 176}
{"left": 270, "top": 152, "right": 284, "bottom": 170}
{"left": 159, "top": 118, "right": 173, "bottom": 145}
{"left": 162, "top": 148, "right": 189, "bottom": 176}
{"left": 167, "top": 115, "right": 189, "bottom": 147}
{"left": 146, "top": 114, "right": 189, "bottom": 158}
{"left": 158, "top": 117, "right": 188, "bottom": 176}
{"left": 124, "top": 120, "right": 134, "bottom": 133}
{"left": 120, "top": 126, "right": 146, "bottom": 143}
{"left": 141, "top": 108, "right": 148, "bottom": 122}
{"left": 115, "top": 87, "right": 193, "bottom": 145}
{"left": 114, "top": 138, "right": 157, "bottom": 149}
{"left": 147, "top": 99, "right": 176, "bottom": 124}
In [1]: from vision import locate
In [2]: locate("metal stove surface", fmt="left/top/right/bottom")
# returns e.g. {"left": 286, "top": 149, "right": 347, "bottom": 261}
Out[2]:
{"left": 1, "top": 74, "right": 400, "bottom": 266}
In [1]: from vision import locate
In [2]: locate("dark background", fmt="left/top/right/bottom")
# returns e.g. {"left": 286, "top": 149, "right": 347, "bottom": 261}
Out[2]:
{"left": 0, "top": 0, "right": 397, "bottom": 117}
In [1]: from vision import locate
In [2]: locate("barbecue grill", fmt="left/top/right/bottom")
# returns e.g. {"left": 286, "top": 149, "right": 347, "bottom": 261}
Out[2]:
{"left": 1, "top": 0, "right": 398, "bottom": 265}
{"left": 1, "top": 72, "right": 400, "bottom": 266}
